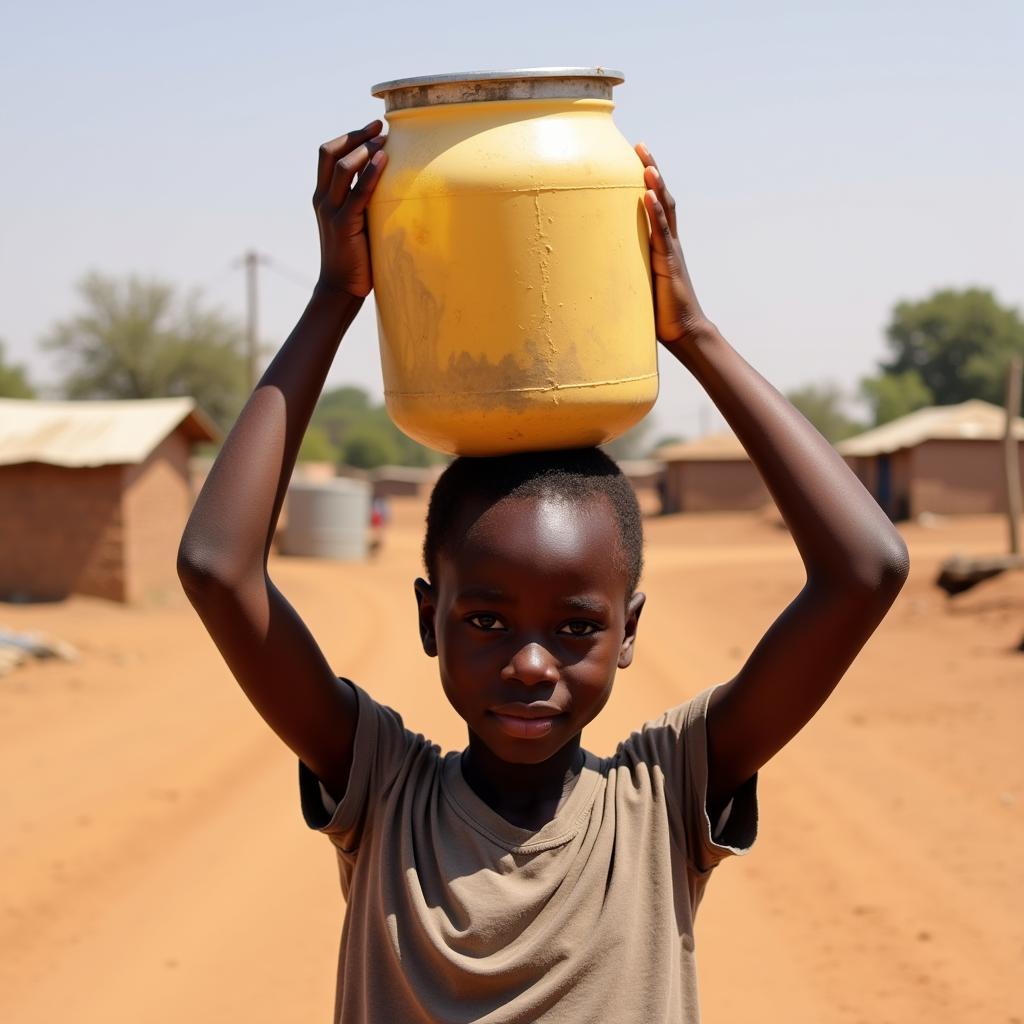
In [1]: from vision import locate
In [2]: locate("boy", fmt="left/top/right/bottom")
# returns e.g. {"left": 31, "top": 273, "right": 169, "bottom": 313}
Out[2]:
{"left": 178, "top": 121, "right": 909, "bottom": 1022}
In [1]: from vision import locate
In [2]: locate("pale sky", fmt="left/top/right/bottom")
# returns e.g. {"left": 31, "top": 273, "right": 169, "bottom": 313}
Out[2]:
{"left": 2, "top": 0, "right": 1020, "bottom": 440}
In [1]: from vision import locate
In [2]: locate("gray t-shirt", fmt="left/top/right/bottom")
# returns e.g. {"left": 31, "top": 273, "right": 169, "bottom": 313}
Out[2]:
{"left": 299, "top": 682, "right": 758, "bottom": 1023}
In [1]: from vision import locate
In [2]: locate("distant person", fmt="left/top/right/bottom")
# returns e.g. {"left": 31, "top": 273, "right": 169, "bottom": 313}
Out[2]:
{"left": 177, "top": 121, "right": 909, "bottom": 1022}
{"left": 368, "top": 495, "right": 389, "bottom": 557}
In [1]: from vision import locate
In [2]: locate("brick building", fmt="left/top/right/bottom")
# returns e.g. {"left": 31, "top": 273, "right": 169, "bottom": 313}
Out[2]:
{"left": 838, "top": 400, "right": 1024, "bottom": 520}
{"left": 367, "top": 465, "right": 439, "bottom": 499}
{"left": 656, "top": 432, "right": 769, "bottom": 514}
{"left": 0, "top": 398, "right": 218, "bottom": 603}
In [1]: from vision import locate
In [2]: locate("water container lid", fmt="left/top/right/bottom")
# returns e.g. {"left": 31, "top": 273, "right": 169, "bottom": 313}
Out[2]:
{"left": 371, "top": 67, "right": 625, "bottom": 112}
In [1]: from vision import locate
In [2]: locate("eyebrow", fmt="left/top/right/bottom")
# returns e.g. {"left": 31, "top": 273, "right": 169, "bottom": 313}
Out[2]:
{"left": 560, "top": 596, "right": 611, "bottom": 614}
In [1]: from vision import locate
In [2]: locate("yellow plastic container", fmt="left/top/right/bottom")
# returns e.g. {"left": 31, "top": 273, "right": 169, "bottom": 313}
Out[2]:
{"left": 368, "top": 68, "right": 657, "bottom": 456}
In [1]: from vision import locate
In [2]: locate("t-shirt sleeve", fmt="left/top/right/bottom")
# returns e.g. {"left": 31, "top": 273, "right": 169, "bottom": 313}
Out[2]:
{"left": 297, "top": 680, "right": 424, "bottom": 857}
{"left": 620, "top": 684, "right": 758, "bottom": 874}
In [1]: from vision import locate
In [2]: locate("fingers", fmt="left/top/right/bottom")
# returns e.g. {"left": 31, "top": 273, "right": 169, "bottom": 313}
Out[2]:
{"left": 642, "top": 164, "right": 677, "bottom": 235}
{"left": 635, "top": 141, "right": 659, "bottom": 170}
{"left": 326, "top": 138, "right": 383, "bottom": 206}
{"left": 643, "top": 190, "right": 676, "bottom": 259}
{"left": 347, "top": 147, "right": 389, "bottom": 218}
{"left": 635, "top": 143, "right": 678, "bottom": 234}
{"left": 315, "top": 120, "right": 384, "bottom": 199}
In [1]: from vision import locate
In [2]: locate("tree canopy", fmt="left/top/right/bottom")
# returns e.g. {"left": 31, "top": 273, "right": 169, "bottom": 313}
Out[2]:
{"left": 296, "top": 424, "right": 338, "bottom": 463}
{"left": 307, "top": 386, "right": 437, "bottom": 468}
{"left": 859, "top": 370, "right": 933, "bottom": 427}
{"left": 784, "top": 382, "right": 863, "bottom": 442}
{"left": 0, "top": 340, "right": 35, "bottom": 398}
{"left": 861, "top": 288, "right": 1024, "bottom": 424}
{"left": 42, "top": 272, "right": 248, "bottom": 426}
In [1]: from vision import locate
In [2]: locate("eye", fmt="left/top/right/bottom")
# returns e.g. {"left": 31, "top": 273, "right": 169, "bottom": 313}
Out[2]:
{"left": 558, "top": 620, "right": 601, "bottom": 637}
{"left": 467, "top": 613, "right": 506, "bottom": 631}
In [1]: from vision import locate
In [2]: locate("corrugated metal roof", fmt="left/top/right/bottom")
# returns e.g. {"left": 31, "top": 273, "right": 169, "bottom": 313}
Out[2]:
{"left": 0, "top": 397, "right": 220, "bottom": 468}
{"left": 655, "top": 431, "right": 749, "bottom": 462}
{"left": 837, "top": 400, "right": 1024, "bottom": 457}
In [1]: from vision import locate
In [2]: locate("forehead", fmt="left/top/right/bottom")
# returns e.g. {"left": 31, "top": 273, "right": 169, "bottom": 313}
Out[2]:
{"left": 438, "top": 492, "right": 627, "bottom": 596}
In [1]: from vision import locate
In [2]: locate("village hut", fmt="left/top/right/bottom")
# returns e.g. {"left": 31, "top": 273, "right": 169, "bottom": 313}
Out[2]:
{"left": 655, "top": 432, "right": 767, "bottom": 514}
{"left": 837, "top": 400, "right": 1024, "bottom": 520}
{"left": 613, "top": 458, "right": 666, "bottom": 515}
{"left": 367, "top": 465, "right": 439, "bottom": 499}
{"left": 0, "top": 398, "right": 219, "bottom": 603}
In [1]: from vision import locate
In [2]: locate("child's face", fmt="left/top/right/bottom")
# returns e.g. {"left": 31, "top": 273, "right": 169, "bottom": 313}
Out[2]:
{"left": 415, "top": 493, "right": 644, "bottom": 764}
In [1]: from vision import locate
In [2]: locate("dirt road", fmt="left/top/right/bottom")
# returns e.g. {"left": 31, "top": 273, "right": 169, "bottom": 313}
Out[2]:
{"left": 1, "top": 505, "right": 1020, "bottom": 1022}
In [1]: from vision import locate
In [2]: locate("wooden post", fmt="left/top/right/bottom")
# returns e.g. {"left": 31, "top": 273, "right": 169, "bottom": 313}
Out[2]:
{"left": 244, "top": 250, "right": 261, "bottom": 392}
{"left": 1005, "top": 355, "right": 1023, "bottom": 556}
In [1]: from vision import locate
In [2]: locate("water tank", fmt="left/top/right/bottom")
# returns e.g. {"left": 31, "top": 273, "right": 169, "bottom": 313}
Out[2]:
{"left": 367, "top": 67, "right": 658, "bottom": 456}
{"left": 280, "top": 478, "right": 370, "bottom": 560}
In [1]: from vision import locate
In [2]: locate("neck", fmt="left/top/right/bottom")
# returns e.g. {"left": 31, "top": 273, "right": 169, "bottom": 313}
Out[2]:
{"left": 461, "top": 733, "right": 586, "bottom": 831}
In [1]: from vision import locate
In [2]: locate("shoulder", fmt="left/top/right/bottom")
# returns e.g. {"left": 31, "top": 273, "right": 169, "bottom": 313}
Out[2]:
{"left": 346, "top": 679, "right": 439, "bottom": 770}
{"left": 609, "top": 684, "right": 759, "bottom": 870}
{"left": 613, "top": 685, "right": 718, "bottom": 773}
{"left": 300, "top": 680, "right": 440, "bottom": 851}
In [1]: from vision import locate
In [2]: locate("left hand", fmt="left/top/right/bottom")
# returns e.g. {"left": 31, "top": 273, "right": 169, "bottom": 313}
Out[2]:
{"left": 635, "top": 143, "right": 711, "bottom": 346}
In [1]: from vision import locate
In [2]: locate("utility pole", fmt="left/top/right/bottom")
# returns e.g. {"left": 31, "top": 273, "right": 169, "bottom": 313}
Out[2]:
{"left": 1004, "top": 355, "right": 1022, "bottom": 556}
{"left": 244, "top": 250, "right": 262, "bottom": 391}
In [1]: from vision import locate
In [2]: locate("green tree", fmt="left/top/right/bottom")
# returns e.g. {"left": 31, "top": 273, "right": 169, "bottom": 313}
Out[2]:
{"left": 341, "top": 422, "right": 403, "bottom": 468}
{"left": 874, "top": 288, "right": 1024, "bottom": 408}
{"left": 0, "top": 340, "right": 35, "bottom": 398}
{"left": 297, "top": 424, "right": 338, "bottom": 463}
{"left": 784, "top": 382, "right": 863, "bottom": 442}
{"left": 42, "top": 272, "right": 247, "bottom": 426}
{"left": 860, "top": 369, "right": 934, "bottom": 426}
{"left": 311, "top": 386, "right": 437, "bottom": 469}
{"left": 387, "top": 422, "right": 436, "bottom": 467}
{"left": 312, "top": 385, "right": 374, "bottom": 452}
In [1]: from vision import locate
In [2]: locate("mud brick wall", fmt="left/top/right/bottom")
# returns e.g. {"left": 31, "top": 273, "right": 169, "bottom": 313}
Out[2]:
{"left": 0, "top": 463, "right": 126, "bottom": 601}
{"left": 911, "top": 439, "right": 1024, "bottom": 517}
{"left": 0, "top": 432, "right": 194, "bottom": 603}
{"left": 662, "top": 459, "right": 769, "bottom": 514}
{"left": 123, "top": 433, "right": 192, "bottom": 604}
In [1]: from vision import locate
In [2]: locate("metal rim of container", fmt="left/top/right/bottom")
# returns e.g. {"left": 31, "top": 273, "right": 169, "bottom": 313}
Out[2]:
{"left": 371, "top": 67, "right": 625, "bottom": 112}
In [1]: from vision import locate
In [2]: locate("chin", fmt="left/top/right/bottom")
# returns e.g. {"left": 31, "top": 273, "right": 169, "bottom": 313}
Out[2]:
{"left": 498, "top": 743, "right": 562, "bottom": 765}
{"left": 485, "top": 729, "right": 577, "bottom": 765}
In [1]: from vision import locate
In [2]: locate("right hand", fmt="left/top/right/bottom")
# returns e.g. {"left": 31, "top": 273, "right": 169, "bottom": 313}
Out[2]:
{"left": 635, "top": 143, "right": 710, "bottom": 348}
{"left": 313, "top": 121, "right": 388, "bottom": 298}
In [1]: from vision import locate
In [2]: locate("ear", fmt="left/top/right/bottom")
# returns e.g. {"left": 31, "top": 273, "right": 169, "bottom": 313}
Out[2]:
{"left": 618, "top": 591, "right": 646, "bottom": 669}
{"left": 413, "top": 577, "right": 438, "bottom": 657}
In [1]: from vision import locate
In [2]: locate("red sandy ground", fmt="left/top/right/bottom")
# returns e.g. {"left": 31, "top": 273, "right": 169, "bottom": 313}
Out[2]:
{"left": 0, "top": 503, "right": 1021, "bottom": 1023}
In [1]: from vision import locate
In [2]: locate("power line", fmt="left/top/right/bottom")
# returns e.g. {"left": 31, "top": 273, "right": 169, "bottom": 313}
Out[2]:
{"left": 196, "top": 261, "right": 239, "bottom": 297}
{"left": 263, "top": 257, "right": 316, "bottom": 291}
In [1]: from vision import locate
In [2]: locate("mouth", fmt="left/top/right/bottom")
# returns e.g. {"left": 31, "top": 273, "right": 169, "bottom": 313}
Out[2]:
{"left": 489, "top": 701, "right": 567, "bottom": 740}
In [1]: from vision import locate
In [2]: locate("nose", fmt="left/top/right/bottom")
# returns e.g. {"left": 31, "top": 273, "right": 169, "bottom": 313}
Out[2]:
{"left": 501, "top": 642, "right": 560, "bottom": 687}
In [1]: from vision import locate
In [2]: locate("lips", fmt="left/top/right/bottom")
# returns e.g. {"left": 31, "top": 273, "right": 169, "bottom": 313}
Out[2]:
{"left": 489, "top": 701, "right": 567, "bottom": 739}
{"left": 491, "top": 700, "right": 566, "bottom": 719}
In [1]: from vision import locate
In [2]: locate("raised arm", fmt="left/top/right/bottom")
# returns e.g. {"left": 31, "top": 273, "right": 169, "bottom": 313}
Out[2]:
{"left": 636, "top": 144, "right": 910, "bottom": 815}
{"left": 177, "top": 123, "right": 388, "bottom": 799}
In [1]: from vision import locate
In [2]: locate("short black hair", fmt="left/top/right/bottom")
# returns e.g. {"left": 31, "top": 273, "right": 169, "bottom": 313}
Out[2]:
{"left": 424, "top": 448, "right": 643, "bottom": 595}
